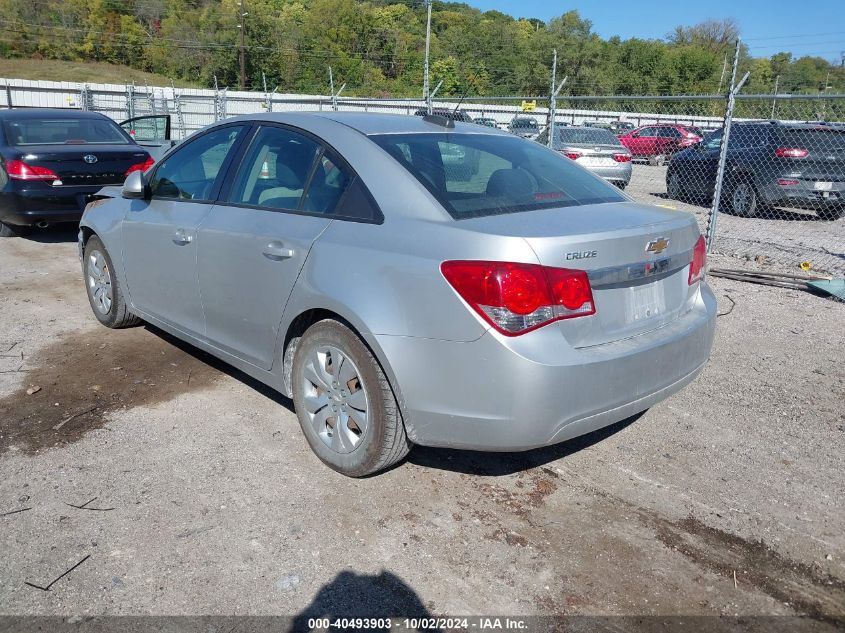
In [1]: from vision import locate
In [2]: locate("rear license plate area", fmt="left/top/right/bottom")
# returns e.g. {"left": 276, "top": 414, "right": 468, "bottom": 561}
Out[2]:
{"left": 625, "top": 282, "right": 666, "bottom": 323}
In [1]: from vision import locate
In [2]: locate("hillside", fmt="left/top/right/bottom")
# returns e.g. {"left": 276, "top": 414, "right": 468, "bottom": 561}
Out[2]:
{"left": 0, "top": 58, "right": 199, "bottom": 88}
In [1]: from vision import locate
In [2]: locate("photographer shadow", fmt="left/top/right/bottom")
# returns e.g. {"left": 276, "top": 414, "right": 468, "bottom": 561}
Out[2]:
{"left": 291, "top": 570, "right": 436, "bottom": 633}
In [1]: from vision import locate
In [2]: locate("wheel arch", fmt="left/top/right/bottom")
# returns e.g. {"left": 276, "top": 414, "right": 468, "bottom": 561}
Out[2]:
{"left": 278, "top": 306, "right": 411, "bottom": 439}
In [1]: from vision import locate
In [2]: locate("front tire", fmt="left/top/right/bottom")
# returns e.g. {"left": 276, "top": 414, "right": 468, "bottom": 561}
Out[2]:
{"left": 666, "top": 171, "right": 685, "bottom": 201}
{"left": 292, "top": 319, "right": 410, "bottom": 477}
{"left": 83, "top": 235, "right": 141, "bottom": 328}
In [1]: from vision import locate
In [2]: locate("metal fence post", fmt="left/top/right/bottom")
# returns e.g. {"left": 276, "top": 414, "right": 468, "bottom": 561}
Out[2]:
{"left": 548, "top": 49, "right": 567, "bottom": 149}
{"left": 126, "top": 83, "right": 135, "bottom": 119}
{"left": 5, "top": 84, "right": 13, "bottom": 109}
{"left": 706, "top": 40, "right": 748, "bottom": 253}
{"left": 427, "top": 80, "right": 443, "bottom": 115}
{"left": 79, "top": 84, "right": 93, "bottom": 111}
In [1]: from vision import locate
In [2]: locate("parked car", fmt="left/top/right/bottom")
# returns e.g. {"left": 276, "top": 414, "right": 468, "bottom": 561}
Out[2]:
{"left": 0, "top": 109, "right": 155, "bottom": 237}
{"left": 413, "top": 107, "right": 474, "bottom": 123}
{"left": 79, "top": 112, "right": 716, "bottom": 476}
{"left": 667, "top": 121, "right": 845, "bottom": 219}
{"left": 617, "top": 124, "right": 703, "bottom": 165}
{"left": 474, "top": 117, "right": 499, "bottom": 128}
{"left": 609, "top": 121, "right": 636, "bottom": 134}
{"left": 536, "top": 126, "right": 632, "bottom": 189}
{"left": 508, "top": 116, "right": 540, "bottom": 139}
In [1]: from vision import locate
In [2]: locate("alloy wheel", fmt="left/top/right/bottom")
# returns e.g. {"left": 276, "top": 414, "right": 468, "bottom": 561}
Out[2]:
{"left": 301, "top": 345, "right": 369, "bottom": 454}
{"left": 87, "top": 250, "right": 113, "bottom": 315}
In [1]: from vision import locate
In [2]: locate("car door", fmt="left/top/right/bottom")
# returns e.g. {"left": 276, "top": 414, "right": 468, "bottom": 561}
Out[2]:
{"left": 119, "top": 115, "right": 175, "bottom": 163}
{"left": 121, "top": 123, "right": 247, "bottom": 336}
{"left": 196, "top": 124, "right": 364, "bottom": 369}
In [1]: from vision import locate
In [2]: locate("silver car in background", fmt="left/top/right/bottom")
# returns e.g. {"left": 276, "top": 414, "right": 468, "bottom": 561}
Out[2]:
{"left": 78, "top": 112, "right": 715, "bottom": 477}
{"left": 538, "top": 126, "right": 633, "bottom": 189}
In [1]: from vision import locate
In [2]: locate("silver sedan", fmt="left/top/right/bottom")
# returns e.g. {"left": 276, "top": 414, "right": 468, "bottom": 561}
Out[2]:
{"left": 538, "top": 126, "right": 633, "bottom": 188}
{"left": 79, "top": 112, "right": 716, "bottom": 476}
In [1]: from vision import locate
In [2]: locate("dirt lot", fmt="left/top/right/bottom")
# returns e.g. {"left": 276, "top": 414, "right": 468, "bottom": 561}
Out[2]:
{"left": 0, "top": 230, "right": 843, "bottom": 628}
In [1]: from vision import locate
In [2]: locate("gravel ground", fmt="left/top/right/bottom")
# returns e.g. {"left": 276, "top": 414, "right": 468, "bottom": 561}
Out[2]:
{"left": 625, "top": 163, "right": 845, "bottom": 277}
{"left": 0, "top": 230, "right": 843, "bottom": 628}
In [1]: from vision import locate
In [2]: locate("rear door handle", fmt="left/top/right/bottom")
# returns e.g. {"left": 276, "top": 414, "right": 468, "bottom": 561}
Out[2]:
{"left": 263, "top": 241, "right": 295, "bottom": 261}
{"left": 172, "top": 229, "right": 193, "bottom": 246}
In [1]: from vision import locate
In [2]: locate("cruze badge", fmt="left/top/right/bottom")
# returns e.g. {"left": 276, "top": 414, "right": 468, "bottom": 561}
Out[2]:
{"left": 645, "top": 237, "right": 670, "bottom": 255}
{"left": 566, "top": 250, "right": 598, "bottom": 260}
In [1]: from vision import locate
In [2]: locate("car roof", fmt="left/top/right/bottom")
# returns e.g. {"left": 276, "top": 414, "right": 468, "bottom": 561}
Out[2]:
{"left": 231, "top": 111, "right": 508, "bottom": 136}
{"left": 0, "top": 108, "right": 112, "bottom": 121}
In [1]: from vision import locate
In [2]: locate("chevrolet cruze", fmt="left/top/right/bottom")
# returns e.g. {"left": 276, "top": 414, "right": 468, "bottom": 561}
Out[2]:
{"left": 78, "top": 112, "right": 716, "bottom": 476}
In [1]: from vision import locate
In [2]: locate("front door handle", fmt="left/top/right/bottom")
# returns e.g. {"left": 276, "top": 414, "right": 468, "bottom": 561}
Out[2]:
{"left": 172, "top": 229, "right": 193, "bottom": 246}
{"left": 263, "top": 241, "right": 295, "bottom": 261}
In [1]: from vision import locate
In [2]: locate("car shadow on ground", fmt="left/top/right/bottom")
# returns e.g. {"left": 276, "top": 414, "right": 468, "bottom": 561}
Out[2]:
{"left": 143, "top": 323, "right": 296, "bottom": 413}
{"left": 18, "top": 225, "right": 79, "bottom": 243}
{"left": 407, "top": 413, "right": 643, "bottom": 477}
{"left": 648, "top": 193, "right": 831, "bottom": 221}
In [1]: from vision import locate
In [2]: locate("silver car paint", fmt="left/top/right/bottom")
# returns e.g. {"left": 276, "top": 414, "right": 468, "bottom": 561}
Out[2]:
{"left": 81, "top": 111, "right": 716, "bottom": 451}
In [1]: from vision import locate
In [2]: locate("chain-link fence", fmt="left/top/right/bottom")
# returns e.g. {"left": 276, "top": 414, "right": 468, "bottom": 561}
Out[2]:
{"left": 1, "top": 76, "right": 843, "bottom": 276}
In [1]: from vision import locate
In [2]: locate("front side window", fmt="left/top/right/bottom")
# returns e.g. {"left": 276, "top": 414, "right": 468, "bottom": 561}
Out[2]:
{"left": 370, "top": 132, "right": 625, "bottom": 220}
{"left": 5, "top": 117, "right": 130, "bottom": 145}
{"left": 149, "top": 125, "right": 244, "bottom": 201}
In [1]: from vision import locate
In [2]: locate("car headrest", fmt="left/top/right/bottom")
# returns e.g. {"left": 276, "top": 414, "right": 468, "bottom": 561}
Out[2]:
{"left": 486, "top": 168, "right": 535, "bottom": 197}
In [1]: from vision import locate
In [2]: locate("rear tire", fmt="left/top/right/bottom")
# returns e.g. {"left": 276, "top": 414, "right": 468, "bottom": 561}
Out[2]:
{"left": 83, "top": 235, "right": 141, "bottom": 329}
{"left": 817, "top": 205, "right": 844, "bottom": 221}
{"left": 728, "top": 180, "right": 760, "bottom": 218}
{"left": 292, "top": 319, "right": 410, "bottom": 477}
{"left": 0, "top": 222, "right": 29, "bottom": 238}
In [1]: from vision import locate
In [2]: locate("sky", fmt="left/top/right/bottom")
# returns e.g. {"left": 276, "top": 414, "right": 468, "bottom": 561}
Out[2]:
{"left": 466, "top": 0, "right": 845, "bottom": 62}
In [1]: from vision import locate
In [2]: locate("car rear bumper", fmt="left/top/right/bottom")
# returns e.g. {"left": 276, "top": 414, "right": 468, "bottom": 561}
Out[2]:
{"left": 371, "top": 282, "right": 716, "bottom": 451}
{"left": 588, "top": 163, "right": 632, "bottom": 184}
{"left": 0, "top": 184, "right": 114, "bottom": 226}
{"left": 758, "top": 180, "right": 845, "bottom": 206}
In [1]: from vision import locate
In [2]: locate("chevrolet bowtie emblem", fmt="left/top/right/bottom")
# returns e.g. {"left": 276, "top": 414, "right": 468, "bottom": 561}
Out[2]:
{"left": 646, "top": 237, "right": 670, "bottom": 255}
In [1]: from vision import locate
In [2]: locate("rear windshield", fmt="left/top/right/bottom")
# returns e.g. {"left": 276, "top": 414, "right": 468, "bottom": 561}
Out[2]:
{"left": 558, "top": 128, "right": 622, "bottom": 146}
{"left": 511, "top": 119, "right": 538, "bottom": 129}
{"left": 4, "top": 118, "right": 130, "bottom": 146}
{"left": 370, "top": 132, "right": 626, "bottom": 220}
{"left": 776, "top": 128, "right": 845, "bottom": 151}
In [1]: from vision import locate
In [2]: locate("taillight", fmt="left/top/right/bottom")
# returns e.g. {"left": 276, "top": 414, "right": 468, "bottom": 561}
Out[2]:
{"left": 777, "top": 178, "right": 799, "bottom": 186}
{"left": 6, "top": 159, "right": 60, "bottom": 181}
{"left": 441, "top": 260, "right": 595, "bottom": 336}
{"left": 125, "top": 157, "right": 155, "bottom": 176}
{"left": 612, "top": 153, "right": 632, "bottom": 162}
{"left": 688, "top": 236, "right": 706, "bottom": 285}
{"left": 562, "top": 151, "right": 582, "bottom": 160}
{"left": 775, "top": 147, "right": 808, "bottom": 158}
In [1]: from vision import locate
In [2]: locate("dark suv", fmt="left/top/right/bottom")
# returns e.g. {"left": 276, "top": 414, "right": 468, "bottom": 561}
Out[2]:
{"left": 667, "top": 122, "right": 845, "bottom": 219}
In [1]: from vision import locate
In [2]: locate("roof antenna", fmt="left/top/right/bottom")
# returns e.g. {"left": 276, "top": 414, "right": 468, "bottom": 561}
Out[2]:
{"left": 452, "top": 93, "right": 466, "bottom": 120}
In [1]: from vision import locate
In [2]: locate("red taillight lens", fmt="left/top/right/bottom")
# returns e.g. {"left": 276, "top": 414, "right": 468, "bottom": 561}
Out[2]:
{"left": 562, "top": 151, "right": 582, "bottom": 160}
{"left": 775, "top": 147, "right": 808, "bottom": 158}
{"left": 688, "top": 236, "right": 706, "bottom": 285}
{"left": 441, "top": 260, "right": 596, "bottom": 335}
{"left": 777, "top": 178, "right": 799, "bottom": 186}
{"left": 612, "top": 153, "right": 632, "bottom": 162}
{"left": 124, "top": 157, "right": 155, "bottom": 176}
{"left": 6, "top": 159, "right": 60, "bottom": 181}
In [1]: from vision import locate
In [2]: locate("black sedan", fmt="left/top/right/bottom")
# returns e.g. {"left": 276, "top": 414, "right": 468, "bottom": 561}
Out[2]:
{"left": 0, "top": 109, "right": 154, "bottom": 237}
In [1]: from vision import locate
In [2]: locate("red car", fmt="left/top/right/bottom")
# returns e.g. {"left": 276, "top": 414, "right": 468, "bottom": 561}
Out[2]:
{"left": 617, "top": 124, "right": 703, "bottom": 165}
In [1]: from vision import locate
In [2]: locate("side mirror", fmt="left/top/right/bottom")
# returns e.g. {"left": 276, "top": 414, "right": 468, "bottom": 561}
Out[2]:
{"left": 122, "top": 170, "right": 148, "bottom": 200}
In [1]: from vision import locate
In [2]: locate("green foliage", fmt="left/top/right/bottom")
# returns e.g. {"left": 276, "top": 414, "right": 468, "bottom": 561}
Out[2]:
{"left": 0, "top": 0, "right": 841, "bottom": 97}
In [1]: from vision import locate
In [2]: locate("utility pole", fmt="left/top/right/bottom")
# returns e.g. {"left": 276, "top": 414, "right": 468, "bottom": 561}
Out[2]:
{"left": 238, "top": 0, "right": 247, "bottom": 90}
{"left": 423, "top": 0, "right": 432, "bottom": 100}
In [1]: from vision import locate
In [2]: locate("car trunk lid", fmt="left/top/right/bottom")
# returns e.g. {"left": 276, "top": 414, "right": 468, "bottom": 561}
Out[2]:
{"left": 458, "top": 202, "right": 702, "bottom": 347}
{"left": 10, "top": 145, "right": 150, "bottom": 186}
{"left": 775, "top": 128, "right": 845, "bottom": 181}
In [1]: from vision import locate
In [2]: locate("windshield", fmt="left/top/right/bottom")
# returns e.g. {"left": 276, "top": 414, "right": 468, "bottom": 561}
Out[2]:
{"left": 370, "top": 132, "right": 626, "bottom": 220}
{"left": 4, "top": 118, "right": 131, "bottom": 146}
{"left": 558, "top": 128, "right": 623, "bottom": 146}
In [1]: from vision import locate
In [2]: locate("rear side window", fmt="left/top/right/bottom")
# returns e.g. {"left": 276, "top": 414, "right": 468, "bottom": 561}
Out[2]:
{"left": 776, "top": 128, "right": 845, "bottom": 151}
{"left": 370, "top": 132, "right": 625, "bottom": 220}
{"left": 4, "top": 118, "right": 130, "bottom": 145}
{"left": 150, "top": 125, "right": 244, "bottom": 201}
